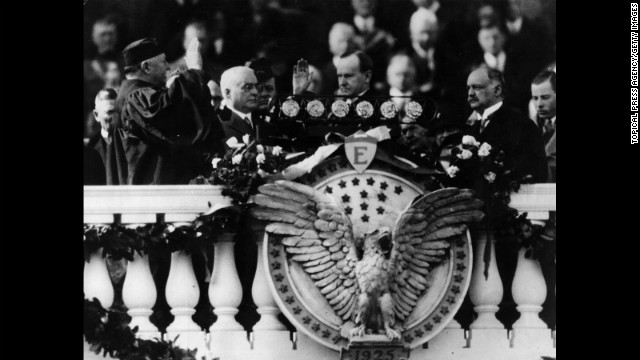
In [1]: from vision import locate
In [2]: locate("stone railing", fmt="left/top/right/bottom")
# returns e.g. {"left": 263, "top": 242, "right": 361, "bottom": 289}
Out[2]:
{"left": 83, "top": 184, "right": 555, "bottom": 360}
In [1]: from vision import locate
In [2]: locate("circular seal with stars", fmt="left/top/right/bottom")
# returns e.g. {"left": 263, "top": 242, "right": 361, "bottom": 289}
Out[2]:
{"left": 405, "top": 101, "right": 423, "bottom": 120}
{"left": 281, "top": 99, "right": 300, "bottom": 118}
{"left": 355, "top": 100, "right": 374, "bottom": 119}
{"left": 264, "top": 157, "right": 473, "bottom": 351}
{"left": 306, "top": 100, "right": 325, "bottom": 118}
{"left": 331, "top": 99, "right": 349, "bottom": 118}
{"left": 380, "top": 101, "right": 398, "bottom": 119}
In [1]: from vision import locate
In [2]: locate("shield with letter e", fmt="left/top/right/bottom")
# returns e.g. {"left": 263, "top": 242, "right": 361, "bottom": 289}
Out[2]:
{"left": 345, "top": 131, "right": 377, "bottom": 173}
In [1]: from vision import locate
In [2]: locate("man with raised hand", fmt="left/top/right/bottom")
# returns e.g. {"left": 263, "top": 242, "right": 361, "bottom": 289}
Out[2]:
{"left": 117, "top": 37, "right": 224, "bottom": 184}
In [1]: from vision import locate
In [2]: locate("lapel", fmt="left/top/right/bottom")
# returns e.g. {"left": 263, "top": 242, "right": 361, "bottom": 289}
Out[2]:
{"left": 220, "top": 108, "right": 254, "bottom": 137}
{"left": 477, "top": 106, "right": 508, "bottom": 141}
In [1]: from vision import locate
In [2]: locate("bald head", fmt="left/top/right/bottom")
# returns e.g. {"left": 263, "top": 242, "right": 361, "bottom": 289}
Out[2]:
{"left": 220, "top": 66, "right": 259, "bottom": 113}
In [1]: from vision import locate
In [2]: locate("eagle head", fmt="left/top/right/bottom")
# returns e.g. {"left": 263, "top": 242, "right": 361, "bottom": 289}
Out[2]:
{"left": 362, "top": 227, "right": 392, "bottom": 257}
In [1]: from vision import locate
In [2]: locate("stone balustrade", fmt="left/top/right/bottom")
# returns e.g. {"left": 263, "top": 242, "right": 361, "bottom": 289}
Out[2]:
{"left": 83, "top": 184, "right": 555, "bottom": 360}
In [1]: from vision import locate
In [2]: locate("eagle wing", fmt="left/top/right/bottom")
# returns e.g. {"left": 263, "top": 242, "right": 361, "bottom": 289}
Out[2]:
{"left": 250, "top": 180, "right": 361, "bottom": 321}
{"left": 388, "top": 188, "right": 484, "bottom": 321}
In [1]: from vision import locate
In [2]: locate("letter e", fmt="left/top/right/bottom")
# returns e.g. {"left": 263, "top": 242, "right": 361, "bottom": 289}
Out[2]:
{"left": 353, "top": 146, "right": 368, "bottom": 164}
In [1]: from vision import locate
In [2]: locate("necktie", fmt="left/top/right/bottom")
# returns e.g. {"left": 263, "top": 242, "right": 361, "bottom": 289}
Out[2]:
{"left": 480, "top": 116, "right": 490, "bottom": 133}
{"left": 244, "top": 117, "right": 253, "bottom": 129}
{"left": 542, "top": 119, "right": 555, "bottom": 143}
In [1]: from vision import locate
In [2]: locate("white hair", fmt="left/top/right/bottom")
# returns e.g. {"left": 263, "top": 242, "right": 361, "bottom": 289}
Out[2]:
{"left": 220, "top": 66, "right": 255, "bottom": 106}
{"left": 410, "top": 7, "right": 438, "bottom": 33}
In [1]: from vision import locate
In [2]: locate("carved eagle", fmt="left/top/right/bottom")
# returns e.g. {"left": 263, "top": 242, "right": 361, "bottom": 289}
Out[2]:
{"left": 251, "top": 180, "right": 484, "bottom": 340}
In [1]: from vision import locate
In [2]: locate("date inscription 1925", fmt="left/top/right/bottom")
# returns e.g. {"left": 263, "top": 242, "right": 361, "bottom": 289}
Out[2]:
{"left": 340, "top": 346, "right": 409, "bottom": 360}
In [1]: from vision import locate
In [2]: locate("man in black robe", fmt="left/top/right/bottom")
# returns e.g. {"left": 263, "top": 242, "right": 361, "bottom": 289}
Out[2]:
{"left": 116, "top": 37, "right": 224, "bottom": 184}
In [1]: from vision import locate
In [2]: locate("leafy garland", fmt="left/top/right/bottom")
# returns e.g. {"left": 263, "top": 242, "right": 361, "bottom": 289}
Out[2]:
{"left": 85, "top": 136, "right": 555, "bottom": 356}
{"left": 84, "top": 297, "right": 218, "bottom": 360}
{"left": 84, "top": 209, "right": 242, "bottom": 263}
{"left": 439, "top": 135, "right": 556, "bottom": 276}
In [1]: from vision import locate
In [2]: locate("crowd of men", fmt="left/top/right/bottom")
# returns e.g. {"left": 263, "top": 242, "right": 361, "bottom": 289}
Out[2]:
{"left": 84, "top": 0, "right": 556, "bottom": 186}
{"left": 84, "top": 0, "right": 556, "bottom": 331}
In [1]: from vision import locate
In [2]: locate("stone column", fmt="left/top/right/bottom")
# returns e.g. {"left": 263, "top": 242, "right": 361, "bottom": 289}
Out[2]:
{"left": 209, "top": 232, "right": 244, "bottom": 331}
{"left": 84, "top": 248, "right": 114, "bottom": 309}
{"left": 469, "top": 230, "right": 504, "bottom": 329}
{"left": 250, "top": 220, "right": 286, "bottom": 331}
{"left": 122, "top": 250, "right": 159, "bottom": 336}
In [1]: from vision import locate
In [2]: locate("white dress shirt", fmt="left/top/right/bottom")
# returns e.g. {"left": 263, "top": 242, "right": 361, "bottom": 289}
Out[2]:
{"left": 470, "top": 101, "right": 503, "bottom": 131}
{"left": 229, "top": 107, "right": 253, "bottom": 128}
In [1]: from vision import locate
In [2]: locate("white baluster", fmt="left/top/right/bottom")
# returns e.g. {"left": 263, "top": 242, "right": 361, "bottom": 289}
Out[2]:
{"left": 469, "top": 231, "right": 504, "bottom": 329}
{"left": 251, "top": 220, "right": 286, "bottom": 331}
{"left": 84, "top": 248, "right": 114, "bottom": 309}
{"left": 209, "top": 232, "right": 244, "bottom": 331}
{"left": 165, "top": 249, "right": 201, "bottom": 332}
{"left": 122, "top": 249, "right": 159, "bottom": 335}
{"left": 511, "top": 247, "right": 548, "bottom": 329}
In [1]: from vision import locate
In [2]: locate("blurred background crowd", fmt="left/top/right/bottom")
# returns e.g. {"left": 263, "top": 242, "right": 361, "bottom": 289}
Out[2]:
{"left": 84, "top": 0, "right": 555, "bottom": 142}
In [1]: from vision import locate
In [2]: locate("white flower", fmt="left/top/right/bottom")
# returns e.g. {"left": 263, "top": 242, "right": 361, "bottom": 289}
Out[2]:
{"left": 272, "top": 146, "right": 283, "bottom": 156}
{"left": 242, "top": 134, "right": 251, "bottom": 145}
{"left": 256, "top": 153, "right": 266, "bottom": 164}
{"left": 484, "top": 172, "right": 496, "bottom": 183}
{"left": 226, "top": 137, "right": 244, "bottom": 148}
{"left": 211, "top": 157, "right": 222, "bottom": 169}
{"left": 457, "top": 149, "right": 473, "bottom": 160}
{"left": 446, "top": 165, "right": 460, "bottom": 178}
{"left": 232, "top": 154, "right": 243, "bottom": 165}
{"left": 478, "top": 142, "right": 492, "bottom": 157}
{"left": 462, "top": 135, "right": 480, "bottom": 147}
{"left": 256, "top": 144, "right": 264, "bottom": 153}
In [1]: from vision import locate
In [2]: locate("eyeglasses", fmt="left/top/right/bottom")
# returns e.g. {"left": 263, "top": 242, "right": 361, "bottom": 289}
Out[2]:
{"left": 240, "top": 84, "right": 261, "bottom": 92}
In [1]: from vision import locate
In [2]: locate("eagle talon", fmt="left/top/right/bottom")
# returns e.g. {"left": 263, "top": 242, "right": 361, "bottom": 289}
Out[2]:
{"left": 384, "top": 324, "right": 400, "bottom": 340}
{"left": 350, "top": 325, "right": 365, "bottom": 338}
{"left": 385, "top": 326, "right": 401, "bottom": 340}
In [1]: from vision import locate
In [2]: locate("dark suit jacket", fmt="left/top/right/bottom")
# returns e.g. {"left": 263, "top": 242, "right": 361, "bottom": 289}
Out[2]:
{"left": 216, "top": 106, "right": 285, "bottom": 146}
{"left": 535, "top": 116, "right": 556, "bottom": 183}
{"left": 545, "top": 130, "right": 556, "bottom": 183}
{"left": 87, "top": 129, "right": 128, "bottom": 185}
{"left": 84, "top": 144, "right": 106, "bottom": 185}
{"left": 466, "top": 105, "right": 548, "bottom": 183}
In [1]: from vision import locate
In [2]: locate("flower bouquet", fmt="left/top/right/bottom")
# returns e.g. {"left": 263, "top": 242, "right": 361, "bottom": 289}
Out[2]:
{"left": 440, "top": 135, "right": 555, "bottom": 275}
{"left": 190, "top": 134, "right": 300, "bottom": 205}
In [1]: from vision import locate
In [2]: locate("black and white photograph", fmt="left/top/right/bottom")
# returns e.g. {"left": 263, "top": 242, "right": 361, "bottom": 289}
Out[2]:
{"left": 83, "top": 1, "right": 556, "bottom": 359}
